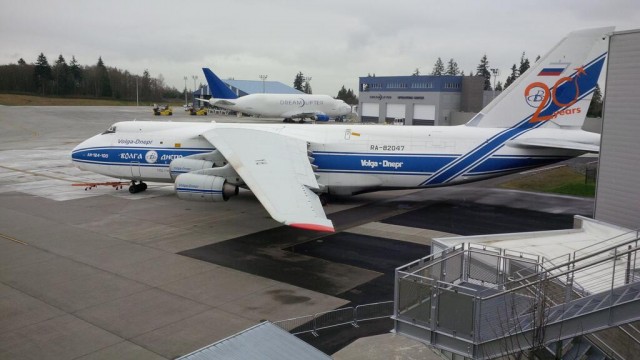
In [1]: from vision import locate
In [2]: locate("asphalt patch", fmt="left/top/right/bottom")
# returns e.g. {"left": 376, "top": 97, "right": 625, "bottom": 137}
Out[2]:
{"left": 286, "top": 232, "right": 430, "bottom": 304}
{"left": 382, "top": 200, "right": 575, "bottom": 235}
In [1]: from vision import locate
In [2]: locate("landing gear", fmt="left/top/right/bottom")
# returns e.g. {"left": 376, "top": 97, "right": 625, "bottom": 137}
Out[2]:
{"left": 128, "top": 181, "right": 147, "bottom": 194}
{"left": 283, "top": 118, "right": 294, "bottom": 123}
{"left": 298, "top": 119, "right": 305, "bottom": 123}
{"left": 319, "top": 193, "right": 330, "bottom": 206}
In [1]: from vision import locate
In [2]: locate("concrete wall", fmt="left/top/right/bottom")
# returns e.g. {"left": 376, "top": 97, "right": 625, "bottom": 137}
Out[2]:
{"left": 594, "top": 30, "right": 640, "bottom": 229}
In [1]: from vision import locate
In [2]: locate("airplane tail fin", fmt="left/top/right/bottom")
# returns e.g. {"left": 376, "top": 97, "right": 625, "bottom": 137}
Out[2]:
{"left": 467, "top": 27, "right": 614, "bottom": 129}
{"left": 202, "top": 68, "right": 238, "bottom": 100}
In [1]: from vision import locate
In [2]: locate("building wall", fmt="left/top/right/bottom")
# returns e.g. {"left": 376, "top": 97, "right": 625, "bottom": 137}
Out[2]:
{"left": 358, "top": 75, "right": 487, "bottom": 126}
{"left": 460, "top": 76, "right": 484, "bottom": 112}
{"left": 358, "top": 75, "right": 469, "bottom": 125}
{"left": 594, "top": 30, "right": 640, "bottom": 229}
{"left": 359, "top": 91, "right": 457, "bottom": 125}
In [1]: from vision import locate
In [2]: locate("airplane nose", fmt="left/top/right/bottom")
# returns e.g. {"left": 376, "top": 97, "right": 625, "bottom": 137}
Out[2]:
{"left": 71, "top": 134, "right": 101, "bottom": 163}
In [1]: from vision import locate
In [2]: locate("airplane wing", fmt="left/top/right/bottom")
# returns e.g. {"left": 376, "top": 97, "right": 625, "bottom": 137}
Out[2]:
{"left": 201, "top": 127, "right": 334, "bottom": 232}
{"left": 507, "top": 138, "right": 599, "bottom": 152}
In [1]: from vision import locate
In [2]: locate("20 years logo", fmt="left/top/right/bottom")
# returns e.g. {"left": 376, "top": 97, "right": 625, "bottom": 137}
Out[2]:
{"left": 525, "top": 67, "right": 586, "bottom": 123}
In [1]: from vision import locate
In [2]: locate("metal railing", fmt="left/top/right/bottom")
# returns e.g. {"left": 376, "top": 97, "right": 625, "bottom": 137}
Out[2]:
{"left": 394, "top": 231, "right": 640, "bottom": 359}
{"left": 273, "top": 301, "right": 393, "bottom": 336}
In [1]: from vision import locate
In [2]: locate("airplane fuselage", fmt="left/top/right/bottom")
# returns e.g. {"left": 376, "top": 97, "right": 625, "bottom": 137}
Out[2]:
{"left": 214, "top": 94, "right": 351, "bottom": 119}
{"left": 72, "top": 121, "right": 590, "bottom": 195}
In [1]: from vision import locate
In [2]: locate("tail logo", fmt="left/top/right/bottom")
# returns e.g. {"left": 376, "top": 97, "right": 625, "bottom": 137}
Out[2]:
{"left": 525, "top": 67, "right": 586, "bottom": 123}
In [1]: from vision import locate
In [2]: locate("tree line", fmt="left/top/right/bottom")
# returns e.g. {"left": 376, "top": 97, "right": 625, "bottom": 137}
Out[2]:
{"left": 293, "top": 70, "right": 358, "bottom": 105}
{"left": 419, "top": 53, "right": 538, "bottom": 91}
{"left": 0, "top": 53, "right": 181, "bottom": 102}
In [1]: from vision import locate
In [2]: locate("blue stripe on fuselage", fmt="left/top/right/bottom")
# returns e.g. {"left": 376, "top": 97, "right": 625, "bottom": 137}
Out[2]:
{"left": 312, "top": 152, "right": 457, "bottom": 175}
{"left": 71, "top": 146, "right": 212, "bottom": 167}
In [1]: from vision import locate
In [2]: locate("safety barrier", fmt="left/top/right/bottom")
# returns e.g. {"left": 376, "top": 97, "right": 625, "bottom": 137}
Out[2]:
{"left": 394, "top": 230, "right": 640, "bottom": 359}
{"left": 273, "top": 301, "right": 393, "bottom": 336}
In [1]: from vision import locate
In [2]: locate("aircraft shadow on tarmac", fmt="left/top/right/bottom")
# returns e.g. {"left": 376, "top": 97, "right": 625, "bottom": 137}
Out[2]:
{"left": 178, "top": 195, "right": 584, "bottom": 354}
{"left": 179, "top": 198, "right": 579, "bottom": 304}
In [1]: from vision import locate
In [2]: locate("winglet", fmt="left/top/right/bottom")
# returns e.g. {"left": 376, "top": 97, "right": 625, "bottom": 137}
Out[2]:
{"left": 290, "top": 223, "right": 335, "bottom": 233}
{"left": 202, "top": 68, "right": 238, "bottom": 100}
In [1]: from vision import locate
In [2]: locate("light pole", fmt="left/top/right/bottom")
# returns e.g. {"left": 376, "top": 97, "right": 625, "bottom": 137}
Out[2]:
{"left": 191, "top": 75, "right": 198, "bottom": 106}
{"left": 135, "top": 77, "right": 139, "bottom": 107}
{"left": 183, "top": 76, "right": 188, "bottom": 107}
{"left": 259, "top": 75, "right": 268, "bottom": 93}
{"left": 490, "top": 68, "right": 500, "bottom": 101}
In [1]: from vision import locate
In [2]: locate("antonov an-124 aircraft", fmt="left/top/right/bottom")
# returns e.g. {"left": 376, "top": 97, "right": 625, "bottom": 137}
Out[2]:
{"left": 72, "top": 27, "right": 612, "bottom": 232}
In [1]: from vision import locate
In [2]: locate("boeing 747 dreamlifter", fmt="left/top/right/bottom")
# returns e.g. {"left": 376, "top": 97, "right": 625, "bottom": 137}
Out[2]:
{"left": 201, "top": 68, "right": 352, "bottom": 122}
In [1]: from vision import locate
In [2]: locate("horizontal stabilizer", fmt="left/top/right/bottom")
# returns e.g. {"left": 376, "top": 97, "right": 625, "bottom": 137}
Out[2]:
{"left": 508, "top": 138, "right": 599, "bottom": 152}
{"left": 207, "top": 98, "right": 236, "bottom": 107}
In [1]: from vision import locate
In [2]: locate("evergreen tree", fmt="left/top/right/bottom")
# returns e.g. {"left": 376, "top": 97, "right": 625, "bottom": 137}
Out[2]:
{"left": 476, "top": 54, "right": 492, "bottom": 90}
{"left": 518, "top": 52, "right": 530, "bottom": 76}
{"left": 504, "top": 64, "right": 518, "bottom": 89}
{"left": 96, "top": 57, "right": 112, "bottom": 97}
{"left": 412, "top": 68, "right": 420, "bottom": 76}
{"left": 445, "top": 58, "right": 460, "bottom": 75}
{"left": 346, "top": 88, "right": 357, "bottom": 104}
{"left": 495, "top": 81, "right": 503, "bottom": 91}
{"left": 53, "top": 54, "right": 71, "bottom": 95}
{"left": 336, "top": 85, "right": 358, "bottom": 105}
{"left": 33, "top": 52, "right": 52, "bottom": 95}
{"left": 460, "top": 71, "right": 465, "bottom": 76}
{"left": 587, "top": 84, "right": 603, "bottom": 117}
{"left": 431, "top": 57, "right": 444, "bottom": 75}
{"left": 18, "top": 58, "right": 26, "bottom": 65}
{"left": 293, "top": 71, "right": 304, "bottom": 91}
{"left": 303, "top": 78, "right": 312, "bottom": 94}
{"left": 69, "top": 56, "right": 82, "bottom": 93}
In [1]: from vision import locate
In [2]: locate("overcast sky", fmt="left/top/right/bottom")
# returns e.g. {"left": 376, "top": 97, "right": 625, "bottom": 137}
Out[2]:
{"left": 1, "top": 0, "right": 638, "bottom": 95}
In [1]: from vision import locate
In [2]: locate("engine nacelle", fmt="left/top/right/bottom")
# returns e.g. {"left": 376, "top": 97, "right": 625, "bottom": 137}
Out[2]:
{"left": 313, "top": 114, "right": 330, "bottom": 121}
{"left": 174, "top": 173, "right": 238, "bottom": 202}
{"left": 170, "top": 158, "right": 214, "bottom": 180}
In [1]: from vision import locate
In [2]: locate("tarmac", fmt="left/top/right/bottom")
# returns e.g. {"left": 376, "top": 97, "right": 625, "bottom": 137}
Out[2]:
{"left": 0, "top": 105, "right": 597, "bottom": 359}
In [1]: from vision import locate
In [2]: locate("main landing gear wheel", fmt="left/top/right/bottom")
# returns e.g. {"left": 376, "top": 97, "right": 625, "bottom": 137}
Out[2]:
{"left": 128, "top": 181, "right": 147, "bottom": 194}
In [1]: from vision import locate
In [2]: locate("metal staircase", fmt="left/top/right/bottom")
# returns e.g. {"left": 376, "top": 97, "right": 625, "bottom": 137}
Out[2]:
{"left": 393, "top": 230, "right": 640, "bottom": 359}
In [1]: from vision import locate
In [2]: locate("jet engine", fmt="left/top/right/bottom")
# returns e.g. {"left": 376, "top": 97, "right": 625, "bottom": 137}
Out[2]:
{"left": 174, "top": 173, "right": 238, "bottom": 202}
{"left": 169, "top": 158, "right": 214, "bottom": 180}
{"left": 312, "top": 114, "right": 330, "bottom": 121}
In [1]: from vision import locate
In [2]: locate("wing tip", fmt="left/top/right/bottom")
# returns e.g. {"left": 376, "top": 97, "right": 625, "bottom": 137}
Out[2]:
{"left": 290, "top": 223, "right": 335, "bottom": 233}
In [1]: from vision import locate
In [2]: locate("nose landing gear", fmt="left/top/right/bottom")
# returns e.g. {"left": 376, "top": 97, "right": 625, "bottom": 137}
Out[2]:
{"left": 128, "top": 181, "right": 148, "bottom": 194}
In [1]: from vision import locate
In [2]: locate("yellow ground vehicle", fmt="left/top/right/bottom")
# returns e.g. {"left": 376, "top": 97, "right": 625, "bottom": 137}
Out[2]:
{"left": 190, "top": 106, "right": 208, "bottom": 116}
{"left": 153, "top": 105, "right": 172, "bottom": 116}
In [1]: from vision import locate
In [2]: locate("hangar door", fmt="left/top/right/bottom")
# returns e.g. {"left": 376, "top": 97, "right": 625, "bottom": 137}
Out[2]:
{"left": 594, "top": 30, "right": 640, "bottom": 229}
{"left": 386, "top": 104, "right": 406, "bottom": 122}
{"left": 413, "top": 104, "right": 436, "bottom": 125}
{"left": 361, "top": 103, "right": 380, "bottom": 123}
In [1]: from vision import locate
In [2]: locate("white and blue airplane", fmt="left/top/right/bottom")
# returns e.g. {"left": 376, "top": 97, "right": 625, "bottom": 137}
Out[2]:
{"left": 201, "top": 68, "right": 352, "bottom": 122}
{"left": 72, "top": 27, "right": 612, "bottom": 233}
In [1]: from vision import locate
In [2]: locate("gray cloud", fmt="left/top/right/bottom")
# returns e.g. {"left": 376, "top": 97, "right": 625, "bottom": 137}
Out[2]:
{"left": 1, "top": 0, "right": 638, "bottom": 95}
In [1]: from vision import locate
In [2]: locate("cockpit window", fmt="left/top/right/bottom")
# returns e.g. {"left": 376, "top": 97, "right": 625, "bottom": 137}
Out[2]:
{"left": 101, "top": 125, "right": 116, "bottom": 134}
